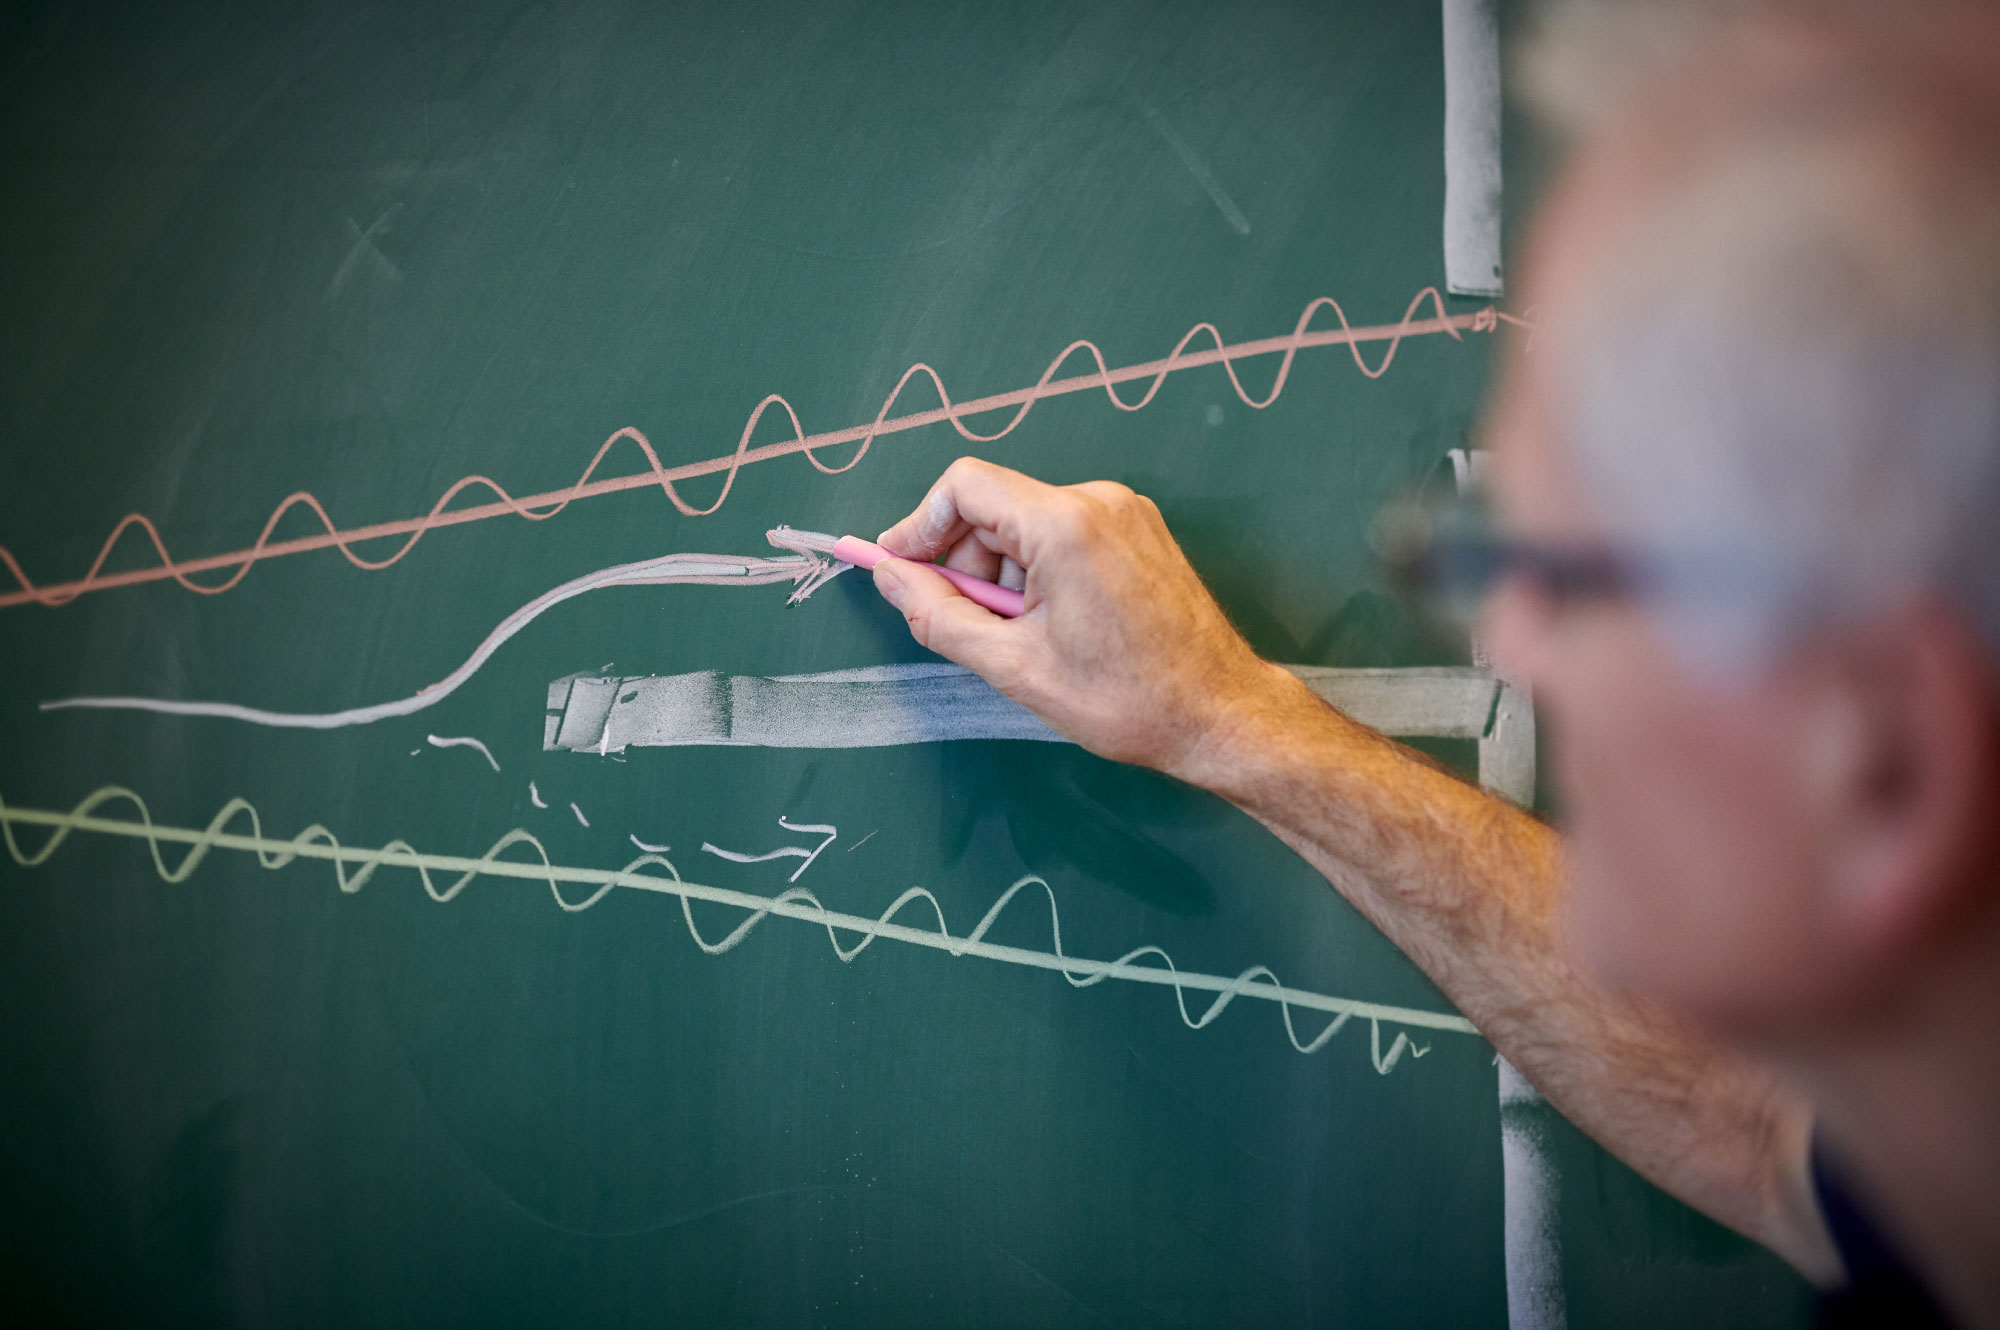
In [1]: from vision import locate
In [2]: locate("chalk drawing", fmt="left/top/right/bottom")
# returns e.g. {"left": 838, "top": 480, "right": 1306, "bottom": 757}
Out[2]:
{"left": 546, "top": 663, "right": 1506, "bottom": 755}
{"left": 629, "top": 834, "right": 671, "bottom": 854}
{"left": 569, "top": 802, "right": 589, "bottom": 829}
{"left": 427, "top": 733, "right": 500, "bottom": 772}
{"left": 529, "top": 782, "right": 548, "bottom": 809}
{"left": 37, "top": 531, "right": 845, "bottom": 730}
{"left": 548, "top": 663, "right": 1063, "bottom": 753}
{"left": 0, "top": 293, "right": 1530, "bottom": 610}
{"left": 701, "top": 817, "right": 839, "bottom": 883}
{"left": 848, "top": 830, "right": 878, "bottom": 853}
{"left": 0, "top": 786, "right": 1473, "bottom": 1066}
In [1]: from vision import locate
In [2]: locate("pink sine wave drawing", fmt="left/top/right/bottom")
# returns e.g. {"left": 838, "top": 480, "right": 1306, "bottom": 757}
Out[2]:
{"left": 0, "top": 290, "right": 1531, "bottom": 611}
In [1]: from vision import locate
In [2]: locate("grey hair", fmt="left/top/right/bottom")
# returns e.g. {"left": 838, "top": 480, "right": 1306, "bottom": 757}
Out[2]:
{"left": 1530, "top": 1, "right": 2000, "bottom": 672}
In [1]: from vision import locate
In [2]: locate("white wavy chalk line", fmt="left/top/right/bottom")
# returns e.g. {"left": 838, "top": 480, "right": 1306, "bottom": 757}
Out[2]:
{"left": 427, "top": 734, "right": 500, "bottom": 771}
{"left": 0, "top": 786, "right": 1476, "bottom": 1068}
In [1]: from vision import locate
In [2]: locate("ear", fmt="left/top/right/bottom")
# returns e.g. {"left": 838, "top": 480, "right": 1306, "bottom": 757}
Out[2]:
{"left": 1802, "top": 603, "right": 2000, "bottom": 960}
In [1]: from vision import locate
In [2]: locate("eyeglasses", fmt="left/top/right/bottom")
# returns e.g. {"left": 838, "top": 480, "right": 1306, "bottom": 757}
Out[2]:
{"left": 1371, "top": 495, "right": 1644, "bottom": 629}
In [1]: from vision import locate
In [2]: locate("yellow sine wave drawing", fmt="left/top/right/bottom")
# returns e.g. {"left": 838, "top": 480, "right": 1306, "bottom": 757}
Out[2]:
{"left": 0, "top": 785, "right": 1478, "bottom": 1070}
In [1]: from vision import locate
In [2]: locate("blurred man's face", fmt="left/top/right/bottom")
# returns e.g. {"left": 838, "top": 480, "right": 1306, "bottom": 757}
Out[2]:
{"left": 1480, "top": 273, "right": 1845, "bottom": 1039}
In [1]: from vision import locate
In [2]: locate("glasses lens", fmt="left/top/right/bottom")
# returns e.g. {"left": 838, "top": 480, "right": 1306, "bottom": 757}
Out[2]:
{"left": 1372, "top": 493, "right": 1496, "bottom": 630}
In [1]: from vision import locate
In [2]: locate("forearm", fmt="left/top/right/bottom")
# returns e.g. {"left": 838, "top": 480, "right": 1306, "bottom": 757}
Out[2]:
{"left": 863, "top": 459, "right": 1834, "bottom": 1279}
{"left": 1178, "top": 664, "right": 1839, "bottom": 1283}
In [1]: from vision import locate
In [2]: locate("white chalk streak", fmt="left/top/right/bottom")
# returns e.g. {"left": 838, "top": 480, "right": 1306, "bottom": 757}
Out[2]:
{"left": 1443, "top": 0, "right": 1505, "bottom": 297}
{"left": 1, "top": 788, "right": 1478, "bottom": 1063}
{"left": 570, "top": 802, "right": 589, "bottom": 828}
{"left": 529, "top": 782, "right": 548, "bottom": 809}
{"left": 701, "top": 817, "right": 839, "bottom": 882}
{"left": 552, "top": 663, "right": 1064, "bottom": 753}
{"left": 427, "top": 733, "right": 500, "bottom": 772}
{"left": 548, "top": 664, "right": 1501, "bottom": 755}
{"left": 38, "top": 535, "right": 837, "bottom": 730}
{"left": 629, "top": 834, "right": 671, "bottom": 853}
{"left": 701, "top": 844, "right": 812, "bottom": 865}
{"left": 1141, "top": 103, "right": 1253, "bottom": 237}
{"left": 1500, "top": 1056, "right": 1568, "bottom": 1329}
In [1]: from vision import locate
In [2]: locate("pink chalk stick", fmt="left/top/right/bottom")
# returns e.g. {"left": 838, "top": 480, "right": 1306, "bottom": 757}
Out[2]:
{"left": 831, "top": 535, "right": 1026, "bottom": 618}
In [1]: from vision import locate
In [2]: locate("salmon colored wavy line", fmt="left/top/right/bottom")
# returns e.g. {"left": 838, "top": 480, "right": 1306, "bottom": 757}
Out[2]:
{"left": 0, "top": 291, "right": 1528, "bottom": 611}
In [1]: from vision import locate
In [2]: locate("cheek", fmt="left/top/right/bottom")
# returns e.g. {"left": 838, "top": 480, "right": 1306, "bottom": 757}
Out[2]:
{"left": 1548, "top": 650, "right": 1819, "bottom": 1018}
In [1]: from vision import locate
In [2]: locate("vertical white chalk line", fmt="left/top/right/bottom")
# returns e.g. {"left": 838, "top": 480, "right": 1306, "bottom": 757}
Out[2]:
{"left": 1500, "top": 1057, "right": 1567, "bottom": 1329}
{"left": 1443, "top": 0, "right": 1504, "bottom": 297}
{"left": 1459, "top": 447, "right": 1559, "bottom": 1330}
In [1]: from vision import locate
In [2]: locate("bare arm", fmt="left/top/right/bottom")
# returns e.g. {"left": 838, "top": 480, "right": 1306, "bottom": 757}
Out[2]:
{"left": 869, "top": 457, "right": 1840, "bottom": 1285}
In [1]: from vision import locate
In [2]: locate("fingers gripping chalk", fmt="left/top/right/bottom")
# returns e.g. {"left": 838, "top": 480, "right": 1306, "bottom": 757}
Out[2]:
{"left": 831, "top": 536, "right": 1025, "bottom": 618}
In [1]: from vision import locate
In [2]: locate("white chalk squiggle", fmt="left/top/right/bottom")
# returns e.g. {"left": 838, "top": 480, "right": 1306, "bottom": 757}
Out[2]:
{"left": 0, "top": 787, "right": 1472, "bottom": 1068}
{"left": 427, "top": 734, "right": 500, "bottom": 771}
{"left": 701, "top": 816, "right": 839, "bottom": 882}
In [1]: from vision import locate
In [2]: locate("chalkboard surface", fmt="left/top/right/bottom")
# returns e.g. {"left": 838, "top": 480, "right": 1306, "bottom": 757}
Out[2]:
{"left": 0, "top": 2, "right": 1811, "bottom": 1325}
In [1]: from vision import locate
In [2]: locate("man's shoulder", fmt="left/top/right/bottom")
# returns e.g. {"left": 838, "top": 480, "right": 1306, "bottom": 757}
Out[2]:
{"left": 1811, "top": 1136, "right": 1954, "bottom": 1329}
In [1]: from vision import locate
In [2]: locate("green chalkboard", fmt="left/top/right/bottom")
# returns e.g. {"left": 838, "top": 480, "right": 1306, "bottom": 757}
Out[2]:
{"left": 0, "top": 2, "right": 1810, "bottom": 1325}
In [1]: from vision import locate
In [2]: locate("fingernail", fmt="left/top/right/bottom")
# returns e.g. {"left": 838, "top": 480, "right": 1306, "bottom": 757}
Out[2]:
{"left": 872, "top": 562, "right": 906, "bottom": 608}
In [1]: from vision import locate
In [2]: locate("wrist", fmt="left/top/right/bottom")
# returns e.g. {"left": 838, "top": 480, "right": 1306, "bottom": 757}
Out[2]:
{"left": 1165, "top": 659, "right": 1324, "bottom": 795}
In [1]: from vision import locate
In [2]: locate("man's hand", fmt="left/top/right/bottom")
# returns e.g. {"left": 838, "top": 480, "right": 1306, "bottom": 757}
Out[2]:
{"left": 868, "top": 457, "right": 1284, "bottom": 779}
{"left": 868, "top": 457, "right": 1839, "bottom": 1285}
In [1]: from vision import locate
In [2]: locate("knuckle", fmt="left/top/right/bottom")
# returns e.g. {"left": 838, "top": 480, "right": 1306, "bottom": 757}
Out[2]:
{"left": 1044, "top": 494, "right": 1093, "bottom": 548}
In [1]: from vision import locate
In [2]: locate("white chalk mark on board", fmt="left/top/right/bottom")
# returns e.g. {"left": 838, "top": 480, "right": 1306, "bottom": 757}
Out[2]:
{"left": 569, "top": 802, "right": 590, "bottom": 828}
{"left": 427, "top": 733, "right": 500, "bottom": 772}
{"left": 701, "top": 817, "right": 839, "bottom": 883}
{"left": 548, "top": 663, "right": 1502, "bottom": 754}
{"left": 329, "top": 206, "right": 402, "bottom": 300}
{"left": 1500, "top": 1055, "right": 1568, "bottom": 1328}
{"left": 1139, "top": 102, "right": 1253, "bottom": 237}
{"left": 0, "top": 785, "right": 1476, "bottom": 1065}
{"left": 551, "top": 663, "right": 1064, "bottom": 752}
{"left": 629, "top": 834, "right": 671, "bottom": 854}
{"left": 529, "top": 782, "right": 548, "bottom": 809}
{"left": 1443, "top": 0, "right": 1504, "bottom": 296}
{"left": 38, "top": 530, "right": 845, "bottom": 730}
{"left": 847, "top": 830, "right": 878, "bottom": 853}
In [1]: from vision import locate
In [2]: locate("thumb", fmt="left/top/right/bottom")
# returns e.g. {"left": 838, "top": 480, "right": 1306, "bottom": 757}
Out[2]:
{"left": 874, "top": 559, "right": 1011, "bottom": 670}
